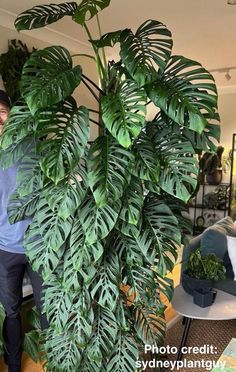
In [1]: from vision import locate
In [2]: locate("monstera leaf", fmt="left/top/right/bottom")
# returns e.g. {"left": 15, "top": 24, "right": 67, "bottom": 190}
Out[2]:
{"left": 16, "top": 150, "right": 43, "bottom": 198}
{"left": 120, "top": 20, "right": 173, "bottom": 86}
{"left": 107, "top": 332, "right": 139, "bottom": 372}
{"left": 119, "top": 176, "right": 144, "bottom": 225}
{"left": 134, "top": 307, "right": 166, "bottom": 345}
{"left": 91, "top": 30, "right": 124, "bottom": 48}
{"left": 23, "top": 330, "right": 41, "bottom": 363}
{"left": 135, "top": 195, "right": 180, "bottom": 275}
{"left": 15, "top": 2, "right": 78, "bottom": 31}
{"left": 153, "top": 128, "right": 198, "bottom": 202}
{"left": 44, "top": 164, "right": 88, "bottom": 220}
{"left": 73, "top": 0, "right": 111, "bottom": 25}
{"left": 79, "top": 196, "right": 121, "bottom": 244}
{"left": 90, "top": 251, "right": 120, "bottom": 311}
{"left": 182, "top": 117, "right": 221, "bottom": 152}
{"left": 132, "top": 132, "right": 160, "bottom": 182}
{"left": 0, "top": 101, "right": 36, "bottom": 150}
{"left": 101, "top": 80, "right": 147, "bottom": 148}
{"left": 20, "top": 46, "right": 82, "bottom": 114}
{"left": 88, "top": 135, "right": 133, "bottom": 207}
{"left": 36, "top": 198, "right": 73, "bottom": 251}
{"left": 7, "top": 189, "right": 40, "bottom": 224}
{"left": 24, "top": 219, "right": 65, "bottom": 280}
{"left": 148, "top": 55, "right": 217, "bottom": 133}
{"left": 45, "top": 328, "right": 82, "bottom": 372}
{"left": 36, "top": 98, "right": 89, "bottom": 184}
{"left": 84, "top": 307, "right": 117, "bottom": 367}
{"left": 69, "top": 219, "right": 104, "bottom": 272}
{"left": 0, "top": 137, "right": 34, "bottom": 169}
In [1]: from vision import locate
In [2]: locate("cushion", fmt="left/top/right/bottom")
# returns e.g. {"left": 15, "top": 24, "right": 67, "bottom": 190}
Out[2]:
{"left": 201, "top": 216, "right": 236, "bottom": 261}
{"left": 227, "top": 235, "right": 236, "bottom": 281}
{"left": 214, "top": 216, "right": 236, "bottom": 235}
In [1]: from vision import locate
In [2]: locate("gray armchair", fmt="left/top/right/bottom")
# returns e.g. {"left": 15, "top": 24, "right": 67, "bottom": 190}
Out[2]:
{"left": 181, "top": 216, "right": 236, "bottom": 296}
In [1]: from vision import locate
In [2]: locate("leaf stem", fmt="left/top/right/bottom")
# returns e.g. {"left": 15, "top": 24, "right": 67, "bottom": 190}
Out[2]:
{"left": 88, "top": 108, "right": 100, "bottom": 114}
{"left": 81, "top": 78, "right": 100, "bottom": 102}
{"left": 82, "top": 74, "right": 104, "bottom": 95}
{"left": 89, "top": 118, "right": 103, "bottom": 128}
{"left": 84, "top": 23, "right": 105, "bottom": 83}
{"left": 71, "top": 53, "right": 96, "bottom": 61}
{"left": 96, "top": 14, "right": 107, "bottom": 70}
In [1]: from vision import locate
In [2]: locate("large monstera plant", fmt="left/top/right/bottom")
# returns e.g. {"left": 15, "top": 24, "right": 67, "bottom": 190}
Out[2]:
{"left": 0, "top": 1, "right": 220, "bottom": 371}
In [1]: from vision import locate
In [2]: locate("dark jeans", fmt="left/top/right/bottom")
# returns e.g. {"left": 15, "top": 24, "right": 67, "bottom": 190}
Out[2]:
{"left": 0, "top": 249, "right": 48, "bottom": 369}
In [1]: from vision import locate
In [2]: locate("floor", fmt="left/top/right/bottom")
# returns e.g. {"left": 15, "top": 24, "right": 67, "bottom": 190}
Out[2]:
{"left": 0, "top": 264, "right": 181, "bottom": 371}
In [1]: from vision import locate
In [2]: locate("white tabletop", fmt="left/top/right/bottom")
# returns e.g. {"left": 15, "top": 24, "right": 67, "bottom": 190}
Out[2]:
{"left": 172, "top": 285, "right": 236, "bottom": 320}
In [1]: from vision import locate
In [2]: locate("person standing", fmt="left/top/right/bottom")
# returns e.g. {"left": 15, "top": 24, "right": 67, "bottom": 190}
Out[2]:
{"left": 0, "top": 90, "right": 47, "bottom": 372}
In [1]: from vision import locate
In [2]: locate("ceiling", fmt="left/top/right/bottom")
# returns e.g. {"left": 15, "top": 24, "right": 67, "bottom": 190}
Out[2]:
{"left": 1, "top": 0, "right": 236, "bottom": 88}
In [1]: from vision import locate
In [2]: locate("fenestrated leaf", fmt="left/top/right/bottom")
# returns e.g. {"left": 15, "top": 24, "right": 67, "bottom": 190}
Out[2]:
{"left": 86, "top": 307, "right": 117, "bottom": 365}
{"left": 148, "top": 55, "right": 217, "bottom": 133}
{"left": 120, "top": 20, "right": 173, "bottom": 86}
{"left": 66, "top": 286, "right": 94, "bottom": 347}
{"left": 20, "top": 46, "right": 82, "bottom": 114}
{"left": 132, "top": 132, "right": 160, "bottom": 182}
{"left": 0, "top": 137, "right": 34, "bottom": 169}
{"left": 183, "top": 120, "right": 221, "bottom": 153}
{"left": 90, "top": 251, "right": 120, "bottom": 311}
{"left": 7, "top": 189, "right": 40, "bottom": 224}
{"left": 44, "top": 164, "right": 88, "bottom": 220}
{"left": 36, "top": 98, "right": 89, "bottom": 184}
{"left": 16, "top": 149, "right": 43, "bottom": 197}
{"left": 15, "top": 2, "right": 77, "bottom": 31}
{"left": 0, "top": 101, "right": 36, "bottom": 150}
{"left": 135, "top": 195, "right": 180, "bottom": 275}
{"left": 91, "top": 30, "right": 123, "bottom": 48}
{"left": 45, "top": 328, "right": 81, "bottom": 372}
{"left": 24, "top": 218, "right": 65, "bottom": 280}
{"left": 36, "top": 197, "right": 73, "bottom": 251}
{"left": 101, "top": 80, "right": 147, "bottom": 148}
{"left": 154, "top": 127, "right": 198, "bottom": 202}
{"left": 88, "top": 135, "right": 133, "bottom": 207}
{"left": 43, "top": 276, "right": 72, "bottom": 331}
{"left": 161, "top": 194, "right": 193, "bottom": 240}
{"left": 119, "top": 176, "right": 143, "bottom": 225}
{"left": 79, "top": 196, "right": 121, "bottom": 244}
{"left": 69, "top": 218, "right": 103, "bottom": 272}
{"left": 153, "top": 271, "right": 174, "bottom": 302}
{"left": 134, "top": 307, "right": 166, "bottom": 346}
{"left": 125, "top": 265, "right": 158, "bottom": 305}
{"left": 73, "top": 0, "right": 111, "bottom": 25}
{"left": 106, "top": 332, "right": 139, "bottom": 372}
{"left": 23, "top": 330, "right": 40, "bottom": 363}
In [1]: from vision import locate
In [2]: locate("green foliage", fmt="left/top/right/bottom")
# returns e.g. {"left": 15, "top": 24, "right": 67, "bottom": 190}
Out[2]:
{"left": 0, "top": 1, "right": 221, "bottom": 371}
{"left": 20, "top": 46, "right": 82, "bottom": 115}
{"left": 0, "top": 40, "right": 33, "bottom": 104}
{"left": 73, "top": 0, "right": 111, "bottom": 25}
{"left": 187, "top": 248, "right": 226, "bottom": 281}
{"left": 15, "top": 2, "right": 78, "bottom": 31}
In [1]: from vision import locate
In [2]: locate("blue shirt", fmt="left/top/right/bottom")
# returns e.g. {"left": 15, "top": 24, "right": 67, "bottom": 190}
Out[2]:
{"left": 0, "top": 163, "right": 30, "bottom": 254}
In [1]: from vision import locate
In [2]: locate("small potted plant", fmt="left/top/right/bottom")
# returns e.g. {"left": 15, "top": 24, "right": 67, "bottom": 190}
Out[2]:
{"left": 199, "top": 146, "right": 224, "bottom": 185}
{"left": 181, "top": 248, "right": 226, "bottom": 296}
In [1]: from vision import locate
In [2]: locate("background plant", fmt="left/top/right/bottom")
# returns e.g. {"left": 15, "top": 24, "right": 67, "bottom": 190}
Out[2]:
{"left": 186, "top": 248, "right": 226, "bottom": 281}
{"left": 0, "top": 39, "right": 34, "bottom": 104}
{"left": 0, "top": 1, "right": 220, "bottom": 371}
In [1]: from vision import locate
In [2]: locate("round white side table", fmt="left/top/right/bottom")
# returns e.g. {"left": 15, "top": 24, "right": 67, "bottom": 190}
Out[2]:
{"left": 171, "top": 285, "right": 236, "bottom": 360}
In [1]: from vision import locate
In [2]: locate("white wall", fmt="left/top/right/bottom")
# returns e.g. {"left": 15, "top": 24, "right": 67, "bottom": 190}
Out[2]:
{"left": 218, "top": 91, "right": 236, "bottom": 150}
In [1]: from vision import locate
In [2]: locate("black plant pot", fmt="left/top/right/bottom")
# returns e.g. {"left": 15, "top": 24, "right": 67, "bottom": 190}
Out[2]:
{"left": 193, "top": 289, "right": 217, "bottom": 308}
{"left": 181, "top": 272, "right": 213, "bottom": 296}
{"left": 206, "top": 169, "right": 222, "bottom": 185}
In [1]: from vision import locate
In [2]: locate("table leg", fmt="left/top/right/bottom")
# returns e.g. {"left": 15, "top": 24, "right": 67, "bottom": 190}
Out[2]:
{"left": 177, "top": 317, "right": 192, "bottom": 361}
